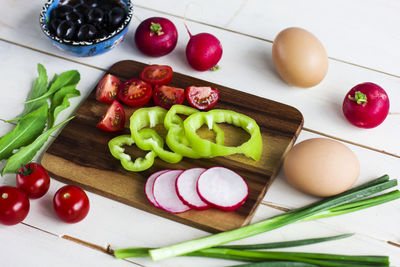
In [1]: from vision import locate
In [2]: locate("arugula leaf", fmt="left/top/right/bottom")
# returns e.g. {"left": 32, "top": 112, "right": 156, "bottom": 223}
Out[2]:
{"left": 24, "top": 70, "right": 80, "bottom": 104}
{"left": 48, "top": 84, "right": 80, "bottom": 128}
{"left": 1, "top": 116, "right": 74, "bottom": 175}
{"left": 5, "top": 64, "right": 48, "bottom": 123}
{"left": 0, "top": 104, "right": 48, "bottom": 161}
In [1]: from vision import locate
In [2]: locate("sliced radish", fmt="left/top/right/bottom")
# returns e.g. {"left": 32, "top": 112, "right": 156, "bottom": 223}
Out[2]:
{"left": 153, "top": 169, "right": 191, "bottom": 214}
{"left": 176, "top": 168, "right": 210, "bottom": 210}
{"left": 197, "top": 167, "right": 248, "bottom": 211}
{"left": 145, "top": 170, "right": 169, "bottom": 208}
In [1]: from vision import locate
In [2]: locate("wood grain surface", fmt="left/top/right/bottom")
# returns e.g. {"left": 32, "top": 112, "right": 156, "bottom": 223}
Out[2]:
{"left": 41, "top": 60, "right": 303, "bottom": 233}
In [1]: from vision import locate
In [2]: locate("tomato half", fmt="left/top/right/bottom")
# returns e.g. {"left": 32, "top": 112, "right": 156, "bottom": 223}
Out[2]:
{"left": 16, "top": 162, "right": 50, "bottom": 199}
{"left": 53, "top": 185, "right": 90, "bottom": 223}
{"left": 97, "top": 100, "right": 126, "bottom": 132}
{"left": 153, "top": 85, "right": 185, "bottom": 109}
{"left": 95, "top": 74, "right": 121, "bottom": 104}
{"left": 140, "top": 65, "right": 173, "bottom": 86}
{"left": 0, "top": 186, "right": 30, "bottom": 226}
{"left": 118, "top": 78, "right": 152, "bottom": 107}
{"left": 186, "top": 86, "right": 219, "bottom": 110}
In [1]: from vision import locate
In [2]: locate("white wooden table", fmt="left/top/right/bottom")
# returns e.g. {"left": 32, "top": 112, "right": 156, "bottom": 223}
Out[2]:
{"left": 1, "top": 1, "right": 399, "bottom": 266}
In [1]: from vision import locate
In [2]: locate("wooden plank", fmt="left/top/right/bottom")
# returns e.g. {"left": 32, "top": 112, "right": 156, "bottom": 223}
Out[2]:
{"left": 41, "top": 60, "right": 303, "bottom": 233}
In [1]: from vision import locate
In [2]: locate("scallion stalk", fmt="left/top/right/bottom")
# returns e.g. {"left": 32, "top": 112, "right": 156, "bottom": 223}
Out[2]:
{"left": 149, "top": 175, "right": 398, "bottom": 261}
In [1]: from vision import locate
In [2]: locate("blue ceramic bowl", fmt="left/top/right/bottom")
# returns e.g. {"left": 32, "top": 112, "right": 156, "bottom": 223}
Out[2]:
{"left": 39, "top": 0, "right": 133, "bottom": 57}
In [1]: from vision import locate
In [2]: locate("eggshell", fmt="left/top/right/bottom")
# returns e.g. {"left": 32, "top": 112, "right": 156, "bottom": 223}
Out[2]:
{"left": 283, "top": 138, "right": 359, "bottom": 197}
{"left": 272, "top": 27, "right": 328, "bottom": 88}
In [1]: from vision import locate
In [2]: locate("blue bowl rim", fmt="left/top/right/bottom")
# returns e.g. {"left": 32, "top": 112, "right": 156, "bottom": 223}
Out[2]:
{"left": 39, "top": 0, "right": 133, "bottom": 46}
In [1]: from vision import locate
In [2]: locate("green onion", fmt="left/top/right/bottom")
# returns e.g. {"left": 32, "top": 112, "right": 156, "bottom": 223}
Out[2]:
{"left": 114, "top": 233, "right": 353, "bottom": 259}
{"left": 149, "top": 175, "right": 398, "bottom": 261}
{"left": 231, "top": 262, "right": 319, "bottom": 267}
{"left": 218, "top": 233, "right": 353, "bottom": 250}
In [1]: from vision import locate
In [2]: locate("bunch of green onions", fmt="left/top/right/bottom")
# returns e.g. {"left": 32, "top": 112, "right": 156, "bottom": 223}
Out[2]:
{"left": 114, "top": 175, "right": 399, "bottom": 266}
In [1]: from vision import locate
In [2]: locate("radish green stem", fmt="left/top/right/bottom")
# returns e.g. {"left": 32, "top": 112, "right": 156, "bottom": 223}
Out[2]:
{"left": 349, "top": 91, "right": 368, "bottom": 104}
{"left": 149, "top": 175, "right": 398, "bottom": 261}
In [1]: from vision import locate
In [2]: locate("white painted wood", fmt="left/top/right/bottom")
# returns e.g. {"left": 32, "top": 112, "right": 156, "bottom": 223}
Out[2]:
{"left": 0, "top": 7, "right": 399, "bottom": 155}
{"left": 134, "top": 0, "right": 400, "bottom": 77}
{"left": 0, "top": 223, "right": 136, "bottom": 267}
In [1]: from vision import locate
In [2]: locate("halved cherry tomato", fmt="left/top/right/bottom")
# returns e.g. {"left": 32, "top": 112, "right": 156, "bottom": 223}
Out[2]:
{"left": 97, "top": 100, "right": 125, "bottom": 132}
{"left": 118, "top": 78, "right": 152, "bottom": 107}
{"left": 153, "top": 85, "right": 185, "bottom": 109}
{"left": 0, "top": 186, "right": 30, "bottom": 226}
{"left": 16, "top": 162, "right": 50, "bottom": 199}
{"left": 185, "top": 86, "right": 219, "bottom": 110}
{"left": 140, "top": 65, "right": 173, "bottom": 86}
{"left": 95, "top": 74, "right": 121, "bottom": 104}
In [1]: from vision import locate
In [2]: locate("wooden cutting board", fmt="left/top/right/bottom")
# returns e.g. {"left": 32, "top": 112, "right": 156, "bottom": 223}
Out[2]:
{"left": 41, "top": 60, "right": 303, "bottom": 233}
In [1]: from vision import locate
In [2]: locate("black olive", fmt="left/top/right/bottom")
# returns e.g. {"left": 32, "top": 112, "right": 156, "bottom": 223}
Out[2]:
{"left": 51, "top": 5, "right": 74, "bottom": 20}
{"left": 49, "top": 18, "right": 62, "bottom": 33}
{"left": 66, "top": 11, "right": 84, "bottom": 25}
{"left": 56, "top": 20, "right": 76, "bottom": 39}
{"left": 108, "top": 6, "right": 125, "bottom": 27}
{"left": 97, "top": 28, "right": 109, "bottom": 39}
{"left": 82, "top": 0, "right": 98, "bottom": 8}
{"left": 73, "top": 3, "right": 90, "bottom": 17}
{"left": 76, "top": 24, "right": 97, "bottom": 40}
{"left": 87, "top": 7, "right": 104, "bottom": 24}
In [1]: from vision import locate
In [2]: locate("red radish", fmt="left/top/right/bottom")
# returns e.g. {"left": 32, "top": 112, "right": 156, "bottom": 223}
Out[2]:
{"left": 153, "top": 170, "right": 191, "bottom": 214}
{"left": 197, "top": 167, "right": 248, "bottom": 212}
{"left": 185, "top": 25, "right": 223, "bottom": 71}
{"left": 134, "top": 17, "right": 178, "bottom": 57}
{"left": 145, "top": 170, "right": 169, "bottom": 208}
{"left": 175, "top": 168, "right": 210, "bottom": 210}
{"left": 342, "top": 82, "right": 390, "bottom": 128}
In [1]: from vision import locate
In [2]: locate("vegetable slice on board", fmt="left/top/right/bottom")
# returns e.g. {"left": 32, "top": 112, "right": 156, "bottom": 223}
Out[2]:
{"left": 197, "top": 167, "right": 248, "bottom": 211}
{"left": 145, "top": 170, "right": 170, "bottom": 208}
{"left": 97, "top": 100, "right": 125, "bottom": 132}
{"left": 153, "top": 85, "right": 185, "bottom": 110}
{"left": 153, "top": 169, "right": 191, "bottom": 214}
{"left": 140, "top": 65, "right": 173, "bottom": 86}
{"left": 95, "top": 74, "right": 120, "bottom": 104}
{"left": 175, "top": 168, "right": 210, "bottom": 210}
{"left": 186, "top": 86, "right": 219, "bottom": 110}
{"left": 118, "top": 78, "right": 152, "bottom": 107}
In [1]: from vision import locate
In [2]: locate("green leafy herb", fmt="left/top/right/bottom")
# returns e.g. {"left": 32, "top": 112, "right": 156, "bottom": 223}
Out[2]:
{"left": 6, "top": 64, "right": 48, "bottom": 123}
{"left": 24, "top": 70, "right": 80, "bottom": 104}
{"left": 148, "top": 175, "right": 398, "bottom": 261}
{"left": 0, "top": 104, "right": 48, "bottom": 160}
{"left": 1, "top": 116, "right": 74, "bottom": 175}
{"left": 48, "top": 84, "right": 80, "bottom": 128}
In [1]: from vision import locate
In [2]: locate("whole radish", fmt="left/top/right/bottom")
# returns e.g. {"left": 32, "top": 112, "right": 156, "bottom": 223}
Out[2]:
{"left": 134, "top": 17, "right": 178, "bottom": 57}
{"left": 185, "top": 25, "right": 223, "bottom": 71}
{"left": 342, "top": 82, "right": 390, "bottom": 128}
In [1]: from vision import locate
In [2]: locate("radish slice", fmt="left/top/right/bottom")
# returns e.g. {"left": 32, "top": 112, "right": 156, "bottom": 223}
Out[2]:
{"left": 153, "top": 169, "right": 191, "bottom": 214}
{"left": 197, "top": 167, "right": 248, "bottom": 211}
{"left": 145, "top": 170, "right": 169, "bottom": 208}
{"left": 176, "top": 168, "right": 210, "bottom": 210}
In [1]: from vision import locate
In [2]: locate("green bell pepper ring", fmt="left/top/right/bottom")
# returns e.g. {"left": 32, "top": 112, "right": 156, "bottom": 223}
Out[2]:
{"left": 164, "top": 105, "right": 225, "bottom": 158}
{"left": 130, "top": 107, "right": 183, "bottom": 163}
{"left": 183, "top": 109, "right": 263, "bottom": 161}
{"left": 108, "top": 129, "right": 163, "bottom": 172}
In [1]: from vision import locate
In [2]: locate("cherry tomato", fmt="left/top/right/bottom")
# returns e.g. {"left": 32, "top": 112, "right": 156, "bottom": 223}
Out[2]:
{"left": 0, "top": 186, "right": 30, "bottom": 226}
{"left": 118, "top": 78, "right": 152, "bottom": 107}
{"left": 342, "top": 82, "right": 390, "bottom": 128}
{"left": 139, "top": 65, "right": 173, "bottom": 86}
{"left": 97, "top": 100, "right": 125, "bottom": 132}
{"left": 153, "top": 85, "right": 185, "bottom": 109}
{"left": 53, "top": 185, "right": 90, "bottom": 223}
{"left": 95, "top": 74, "right": 121, "bottom": 104}
{"left": 185, "top": 86, "right": 219, "bottom": 110}
{"left": 16, "top": 162, "right": 50, "bottom": 199}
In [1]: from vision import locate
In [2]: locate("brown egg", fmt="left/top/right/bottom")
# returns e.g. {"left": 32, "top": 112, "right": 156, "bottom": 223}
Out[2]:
{"left": 272, "top": 27, "right": 328, "bottom": 88}
{"left": 283, "top": 138, "right": 359, "bottom": 197}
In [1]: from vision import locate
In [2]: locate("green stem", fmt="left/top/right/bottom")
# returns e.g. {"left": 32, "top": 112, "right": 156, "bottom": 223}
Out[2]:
{"left": 150, "top": 22, "right": 164, "bottom": 35}
{"left": 348, "top": 91, "right": 367, "bottom": 104}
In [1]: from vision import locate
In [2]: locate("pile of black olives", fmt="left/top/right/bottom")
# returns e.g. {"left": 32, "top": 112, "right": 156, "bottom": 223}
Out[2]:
{"left": 49, "top": 0, "right": 127, "bottom": 41}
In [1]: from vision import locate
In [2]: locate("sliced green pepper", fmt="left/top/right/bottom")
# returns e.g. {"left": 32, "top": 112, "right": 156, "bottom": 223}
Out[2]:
{"left": 183, "top": 109, "right": 263, "bottom": 161}
{"left": 130, "top": 107, "right": 183, "bottom": 163}
{"left": 108, "top": 129, "right": 163, "bottom": 172}
{"left": 164, "top": 105, "right": 225, "bottom": 158}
